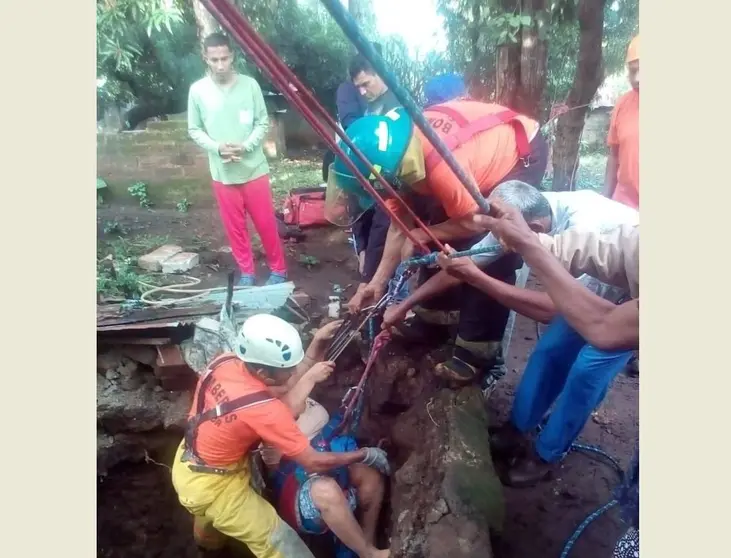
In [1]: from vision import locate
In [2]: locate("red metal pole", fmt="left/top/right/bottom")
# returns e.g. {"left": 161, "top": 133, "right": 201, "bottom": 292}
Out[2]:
{"left": 200, "top": 0, "right": 446, "bottom": 253}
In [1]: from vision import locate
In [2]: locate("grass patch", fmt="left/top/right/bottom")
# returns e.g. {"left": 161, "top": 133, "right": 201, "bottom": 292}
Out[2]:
{"left": 540, "top": 148, "right": 608, "bottom": 193}
{"left": 573, "top": 152, "right": 607, "bottom": 192}
{"left": 269, "top": 156, "right": 322, "bottom": 202}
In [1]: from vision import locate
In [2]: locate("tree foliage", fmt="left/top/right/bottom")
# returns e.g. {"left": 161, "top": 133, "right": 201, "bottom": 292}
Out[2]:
{"left": 437, "top": 0, "right": 638, "bottom": 116}
{"left": 97, "top": 0, "right": 637, "bottom": 131}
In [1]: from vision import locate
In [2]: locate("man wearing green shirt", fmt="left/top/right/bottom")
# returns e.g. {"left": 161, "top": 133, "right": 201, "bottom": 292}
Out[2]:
{"left": 188, "top": 32, "right": 287, "bottom": 286}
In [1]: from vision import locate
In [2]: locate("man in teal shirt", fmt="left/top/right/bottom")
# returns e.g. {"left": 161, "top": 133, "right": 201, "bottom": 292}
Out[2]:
{"left": 188, "top": 32, "right": 287, "bottom": 286}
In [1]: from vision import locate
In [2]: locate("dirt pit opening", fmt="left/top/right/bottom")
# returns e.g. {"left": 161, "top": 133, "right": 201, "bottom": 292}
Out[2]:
{"left": 97, "top": 337, "right": 510, "bottom": 558}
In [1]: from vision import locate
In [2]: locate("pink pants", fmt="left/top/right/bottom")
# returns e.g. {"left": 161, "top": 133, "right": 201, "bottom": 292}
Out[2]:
{"left": 212, "top": 175, "right": 287, "bottom": 275}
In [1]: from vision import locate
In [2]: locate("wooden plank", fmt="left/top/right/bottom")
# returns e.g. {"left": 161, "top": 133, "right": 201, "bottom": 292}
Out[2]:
{"left": 97, "top": 304, "right": 221, "bottom": 327}
{"left": 95, "top": 336, "right": 173, "bottom": 346}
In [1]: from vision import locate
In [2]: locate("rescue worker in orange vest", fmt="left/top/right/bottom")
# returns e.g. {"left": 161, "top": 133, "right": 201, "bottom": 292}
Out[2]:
{"left": 604, "top": 35, "right": 639, "bottom": 210}
{"left": 325, "top": 101, "right": 548, "bottom": 391}
{"left": 171, "top": 314, "right": 391, "bottom": 558}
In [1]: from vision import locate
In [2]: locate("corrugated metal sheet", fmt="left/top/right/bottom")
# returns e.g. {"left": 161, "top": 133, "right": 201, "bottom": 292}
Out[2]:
{"left": 97, "top": 282, "right": 296, "bottom": 333}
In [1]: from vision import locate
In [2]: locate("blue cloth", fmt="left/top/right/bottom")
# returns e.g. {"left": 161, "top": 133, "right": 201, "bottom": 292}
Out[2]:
{"left": 336, "top": 82, "right": 367, "bottom": 129}
{"left": 297, "top": 475, "right": 358, "bottom": 535}
{"left": 424, "top": 73, "right": 466, "bottom": 107}
{"left": 510, "top": 315, "right": 633, "bottom": 462}
{"left": 271, "top": 412, "right": 361, "bottom": 558}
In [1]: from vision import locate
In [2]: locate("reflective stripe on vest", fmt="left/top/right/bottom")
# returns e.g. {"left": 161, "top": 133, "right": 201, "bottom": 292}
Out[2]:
{"left": 184, "top": 353, "right": 274, "bottom": 464}
{"left": 423, "top": 104, "right": 532, "bottom": 175}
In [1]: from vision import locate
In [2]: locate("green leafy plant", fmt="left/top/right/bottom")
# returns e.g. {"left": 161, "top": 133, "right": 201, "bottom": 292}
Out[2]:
{"left": 298, "top": 254, "right": 320, "bottom": 269}
{"left": 176, "top": 198, "right": 191, "bottom": 213}
{"left": 103, "top": 220, "right": 126, "bottom": 235}
{"left": 128, "top": 181, "right": 153, "bottom": 208}
{"left": 493, "top": 13, "right": 533, "bottom": 44}
{"left": 97, "top": 235, "right": 169, "bottom": 299}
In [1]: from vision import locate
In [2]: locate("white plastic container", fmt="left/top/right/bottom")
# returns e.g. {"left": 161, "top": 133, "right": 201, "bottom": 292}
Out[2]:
{"left": 327, "top": 296, "right": 341, "bottom": 319}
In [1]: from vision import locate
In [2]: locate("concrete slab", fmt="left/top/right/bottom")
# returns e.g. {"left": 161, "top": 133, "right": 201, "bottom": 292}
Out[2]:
{"left": 161, "top": 252, "right": 200, "bottom": 274}
{"left": 138, "top": 244, "right": 183, "bottom": 272}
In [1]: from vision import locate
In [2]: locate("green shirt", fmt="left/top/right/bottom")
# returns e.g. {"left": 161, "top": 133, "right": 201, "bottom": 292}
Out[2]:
{"left": 187, "top": 74, "right": 270, "bottom": 185}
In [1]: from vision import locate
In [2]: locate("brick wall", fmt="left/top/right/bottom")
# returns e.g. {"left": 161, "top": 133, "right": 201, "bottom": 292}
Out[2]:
{"left": 97, "top": 117, "right": 289, "bottom": 207}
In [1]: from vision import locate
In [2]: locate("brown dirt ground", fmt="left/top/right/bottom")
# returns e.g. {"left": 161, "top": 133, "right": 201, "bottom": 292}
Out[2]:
{"left": 97, "top": 204, "right": 638, "bottom": 558}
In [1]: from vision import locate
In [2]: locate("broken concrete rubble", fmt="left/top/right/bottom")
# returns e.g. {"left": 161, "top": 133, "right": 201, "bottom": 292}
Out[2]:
{"left": 138, "top": 244, "right": 183, "bottom": 272}
{"left": 97, "top": 348, "right": 191, "bottom": 476}
{"left": 161, "top": 251, "right": 200, "bottom": 274}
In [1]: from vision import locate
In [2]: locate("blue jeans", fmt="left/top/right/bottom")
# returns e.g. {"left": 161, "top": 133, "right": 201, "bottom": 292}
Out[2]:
{"left": 510, "top": 316, "right": 632, "bottom": 462}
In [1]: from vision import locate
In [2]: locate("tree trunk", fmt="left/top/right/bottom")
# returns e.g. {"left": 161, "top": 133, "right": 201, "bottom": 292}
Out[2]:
{"left": 348, "top": 0, "right": 376, "bottom": 53}
{"left": 515, "top": 0, "right": 548, "bottom": 119}
{"left": 191, "top": 0, "right": 219, "bottom": 49}
{"left": 495, "top": 44, "right": 520, "bottom": 108}
{"left": 496, "top": 0, "right": 547, "bottom": 119}
{"left": 551, "top": 0, "right": 606, "bottom": 191}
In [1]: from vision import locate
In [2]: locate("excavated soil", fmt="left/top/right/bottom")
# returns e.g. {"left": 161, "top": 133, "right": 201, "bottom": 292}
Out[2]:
{"left": 97, "top": 207, "right": 638, "bottom": 557}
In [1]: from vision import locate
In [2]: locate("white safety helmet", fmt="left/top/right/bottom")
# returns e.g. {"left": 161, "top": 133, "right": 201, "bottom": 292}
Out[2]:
{"left": 234, "top": 314, "right": 305, "bottom": 369}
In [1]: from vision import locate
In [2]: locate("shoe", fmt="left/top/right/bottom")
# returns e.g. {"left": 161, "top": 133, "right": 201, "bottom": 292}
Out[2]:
{"left": 265, "top": 272, "right": 288, "bottom": 285}
{"left": 480, "top": 354, "right": 508, "bottom": 402}
{"left": 393, "top": 314, "right": 448, "bottom": 344}
{"left": 238, "top": 274, "right": 255, "bottom": 287}
{"left": 435, "top": 355, "right": 480, "bottom": 385}
{"left": 502, "top": 448, "right": 556, "bottom": 488}
{"left": 488, "top": 423, "right": 529, "bottom": 459}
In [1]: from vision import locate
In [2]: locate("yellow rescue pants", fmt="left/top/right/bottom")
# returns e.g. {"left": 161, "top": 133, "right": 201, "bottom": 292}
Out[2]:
{"left": 171, "top": 441, "right": 315, "bottom": 558}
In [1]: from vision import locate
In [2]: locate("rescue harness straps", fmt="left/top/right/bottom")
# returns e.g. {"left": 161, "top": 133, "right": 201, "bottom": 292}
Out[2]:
{"left": 200, "top": 0, "right": 443, "bottom": 254}
{"left": 422, "top": 107, "right": 531, "bottom": 173}
{"left": 185, "top": 355, "right": 273, "bottom": 461}
{"left": 318, "top": 0, "right": 493, "bottom": 217}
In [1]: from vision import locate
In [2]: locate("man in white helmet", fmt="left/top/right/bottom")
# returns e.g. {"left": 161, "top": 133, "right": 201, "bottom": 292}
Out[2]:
{"left": 171, "top": 314, "right": 391, "bottom": 558}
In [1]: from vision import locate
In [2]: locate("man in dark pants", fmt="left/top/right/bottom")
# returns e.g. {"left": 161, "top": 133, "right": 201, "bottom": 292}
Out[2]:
{"left": 323, "top": 45, "right": 398, "bottom": 280}
{"left": 388, "top": 149, "right": 546, "bottom": 392}
{"left": 347, "top": 50, "right": 402, "bottom": 281}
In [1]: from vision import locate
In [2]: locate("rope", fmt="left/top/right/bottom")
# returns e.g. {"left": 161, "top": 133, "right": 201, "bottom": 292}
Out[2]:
{"left": 559, "top": 500, "right": 619, "bottom": 558}
{"left": 554, "top": 441, "right": 626, "bottom": 557}
{"left": 403, "top": 244, "right": 504, "bottom": 268}
{"left": 570, "top": 442, "right": 623, "bottom": 477}
{"left": 336, "top": 330, "right": 391, "bottom": 436}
